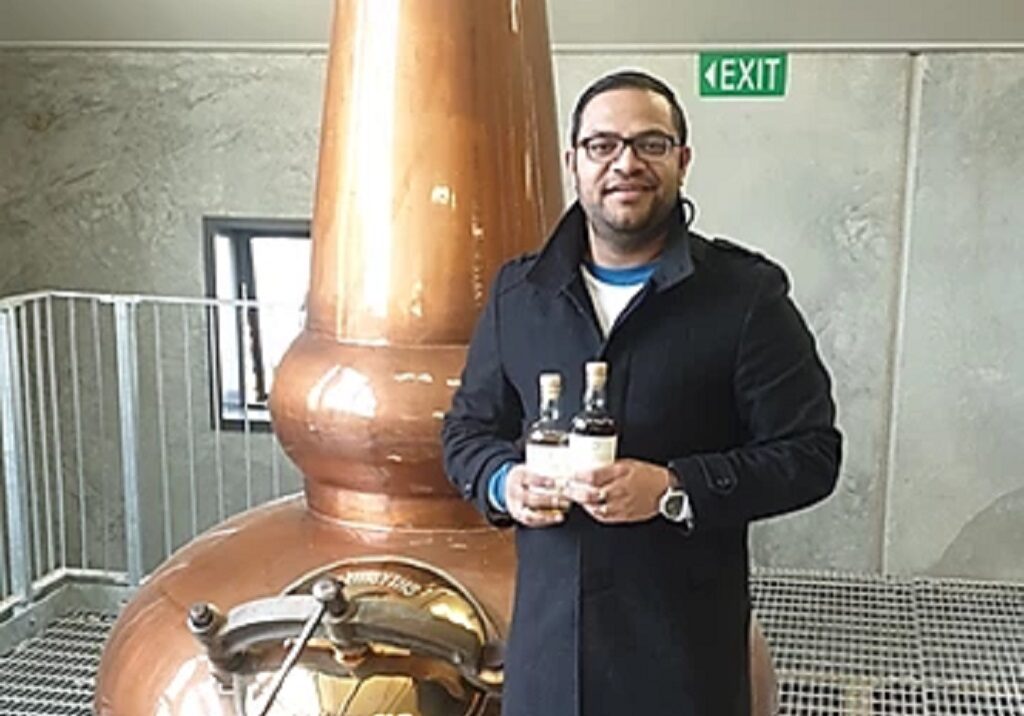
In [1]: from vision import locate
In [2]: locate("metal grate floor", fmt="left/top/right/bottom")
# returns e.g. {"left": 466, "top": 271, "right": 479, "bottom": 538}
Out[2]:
{"left": 0, "top": 611, "right": 116, "bottom": 716}
{"left": 0, "top": 572, "right": 1021, "bottom": 715}
{"left": 753, "top": 571, "right": 1024, "bottom": 715}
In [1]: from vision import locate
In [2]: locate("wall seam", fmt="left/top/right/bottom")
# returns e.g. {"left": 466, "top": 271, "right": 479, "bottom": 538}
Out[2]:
{"left": 880, "top": 52, "right": 925, "bottom": 575}
{"left": 3, "top": 40, "right": 1024, "bottom": 54}
{"left": 552, "top": 42, "right": 1024, "bottom": 54}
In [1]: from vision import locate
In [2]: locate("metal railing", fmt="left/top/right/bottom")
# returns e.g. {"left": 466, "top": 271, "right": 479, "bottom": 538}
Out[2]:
{"left": 0, "top": 291, "right": 305, "bottom": 620}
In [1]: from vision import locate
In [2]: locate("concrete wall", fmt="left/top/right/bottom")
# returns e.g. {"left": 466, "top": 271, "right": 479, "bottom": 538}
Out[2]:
{"left": 0, "top": 51, "right": 323, "bottom": 297}
{"left": 885, "top": 54, "right": 1024, "bottom": 579}
{"left": 0, "top": 48, "right": 1022, "bottom": 579}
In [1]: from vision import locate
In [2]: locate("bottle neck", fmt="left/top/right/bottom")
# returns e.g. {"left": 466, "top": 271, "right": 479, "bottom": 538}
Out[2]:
{"left": 539, "top": 394, "right": 561, "bottom": 422}
{"left": 583, "top": 383, "right": 607, "bottom": 412}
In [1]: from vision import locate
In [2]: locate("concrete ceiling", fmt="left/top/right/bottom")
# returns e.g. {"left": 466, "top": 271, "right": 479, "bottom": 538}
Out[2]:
{"left": 1, "top": 0, "right": 1023, "bottom": 47}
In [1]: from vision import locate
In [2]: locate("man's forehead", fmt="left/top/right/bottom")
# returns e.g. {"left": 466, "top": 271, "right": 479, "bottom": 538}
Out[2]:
{"left": 578, "top": 88, "right": 675, "bottom": 132}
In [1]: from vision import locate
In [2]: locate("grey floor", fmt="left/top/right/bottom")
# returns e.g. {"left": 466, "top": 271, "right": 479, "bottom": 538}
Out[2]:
{"left": 0, "top": 571, "right": 1021, "bottom": 715}
{"left": 0, "top": 612, "right": 115, "bottom": 716}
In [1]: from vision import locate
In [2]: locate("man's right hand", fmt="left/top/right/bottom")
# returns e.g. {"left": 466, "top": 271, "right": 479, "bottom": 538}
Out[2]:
{"left": 505, "top": 464, "right": 570, "bottom": 527}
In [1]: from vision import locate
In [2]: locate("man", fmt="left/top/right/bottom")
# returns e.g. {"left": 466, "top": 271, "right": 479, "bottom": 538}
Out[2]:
{"left": 442, "top": 70, "right": 841, "bottom": 716}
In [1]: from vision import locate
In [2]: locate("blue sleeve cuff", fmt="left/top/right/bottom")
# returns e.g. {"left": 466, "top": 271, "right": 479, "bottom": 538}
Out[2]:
{"left": 487, "top": 462, "right": 515, "bottom": 513}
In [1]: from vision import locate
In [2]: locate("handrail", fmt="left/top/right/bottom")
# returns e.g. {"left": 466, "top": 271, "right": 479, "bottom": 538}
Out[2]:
{"left": 0, "top": 290, "right": 298, "bottom": 311}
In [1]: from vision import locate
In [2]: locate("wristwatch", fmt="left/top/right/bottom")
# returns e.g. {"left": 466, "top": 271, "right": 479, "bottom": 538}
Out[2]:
{"left": 658, "top": 487, "right": 690, "bottom": 522}
{"left": 658, "top": 467, "right": 694, "bottom": 530}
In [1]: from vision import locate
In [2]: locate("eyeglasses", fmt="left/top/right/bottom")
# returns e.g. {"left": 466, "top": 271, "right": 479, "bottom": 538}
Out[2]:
{"left": 576, "top": 131, "right": 682, "bottom": 163}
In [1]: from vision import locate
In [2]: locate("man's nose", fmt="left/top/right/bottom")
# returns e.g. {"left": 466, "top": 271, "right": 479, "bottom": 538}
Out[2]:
{"left": 611, "top": 143, "right": 644, "bottom": 173}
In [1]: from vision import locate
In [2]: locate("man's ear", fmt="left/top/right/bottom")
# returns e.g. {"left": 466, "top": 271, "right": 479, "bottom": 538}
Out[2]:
{"left": 565, "top": 147, "right": 577, "bottom": 175}
{"left": 677, "top": 145, "right": 693, "bottom": 184}
{"left": 679, "top": 145, "right": 693, "bottom": 177}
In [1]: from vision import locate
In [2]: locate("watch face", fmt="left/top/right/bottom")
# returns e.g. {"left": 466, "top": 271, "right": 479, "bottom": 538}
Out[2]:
{"left": 661, "top": 490, "right": 685, "bottom": 520}
{"left": 666, "top": 493, "right": 684, "bottom": 516}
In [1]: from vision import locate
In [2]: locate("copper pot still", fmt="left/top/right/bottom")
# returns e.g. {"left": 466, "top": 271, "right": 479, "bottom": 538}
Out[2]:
{"left": 94, "top": 1, "right": 777, "bottom": 713}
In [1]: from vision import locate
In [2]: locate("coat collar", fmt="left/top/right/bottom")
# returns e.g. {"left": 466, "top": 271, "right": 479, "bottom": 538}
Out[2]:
{"left": 525, "top": 200, "right": 700, "bottom": 295}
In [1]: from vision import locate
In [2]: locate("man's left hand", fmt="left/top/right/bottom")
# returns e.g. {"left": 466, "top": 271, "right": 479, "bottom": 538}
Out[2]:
{"left": 566, "top": 459, "right": 672, "bottom": 524}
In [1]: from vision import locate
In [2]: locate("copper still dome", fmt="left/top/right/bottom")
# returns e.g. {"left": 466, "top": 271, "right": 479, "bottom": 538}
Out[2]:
{"left": 93, "top": 1, "right": 778, "bottom": 713}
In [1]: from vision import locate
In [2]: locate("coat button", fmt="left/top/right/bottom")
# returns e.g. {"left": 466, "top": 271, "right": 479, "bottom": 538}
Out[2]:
{"left": 711, "top": 474, "right": 737, "bottom": 494}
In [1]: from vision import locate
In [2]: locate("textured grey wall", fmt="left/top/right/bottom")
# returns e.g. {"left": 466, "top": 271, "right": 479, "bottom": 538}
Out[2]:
{"left": 0, "top": 51, "right": 323, "bottom": 297}
{"left": 0, "top": 48, "right": 1021, "bottom": 579}
{"left": 886, "top": 54, "right": 1024, "bottom": 580}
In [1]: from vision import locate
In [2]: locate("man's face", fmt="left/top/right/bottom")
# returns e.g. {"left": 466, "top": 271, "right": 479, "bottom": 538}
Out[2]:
{"left": 567, "top": 88, "right": 692, "bottom": 254}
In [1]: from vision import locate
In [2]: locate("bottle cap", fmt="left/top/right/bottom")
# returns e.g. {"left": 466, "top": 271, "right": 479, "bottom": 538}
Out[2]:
{"left": 539, "top": 372, "right": 562, "bottom": 398}
{"left": 585, "top": 361, "right": 607, "bottom": 383}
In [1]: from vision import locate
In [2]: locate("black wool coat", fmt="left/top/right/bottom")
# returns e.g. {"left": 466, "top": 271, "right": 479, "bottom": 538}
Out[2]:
{"left": 442, "top": 202, "right": 842, "bottom": 716}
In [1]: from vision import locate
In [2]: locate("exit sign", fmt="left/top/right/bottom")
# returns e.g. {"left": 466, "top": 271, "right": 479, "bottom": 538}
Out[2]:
{"left": 699, "top": 52, "right": 788, "bottom": 97}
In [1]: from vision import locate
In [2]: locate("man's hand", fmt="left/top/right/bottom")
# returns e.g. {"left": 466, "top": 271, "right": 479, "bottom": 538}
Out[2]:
{"left": 567, "top": 459, "right": 672, "bottom": 524}
{"left": 506, "top": 464, "right": 571, "bottom": 528}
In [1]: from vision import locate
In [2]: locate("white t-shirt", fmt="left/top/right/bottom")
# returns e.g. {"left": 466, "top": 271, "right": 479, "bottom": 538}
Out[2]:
{"left": 580, "top": 262, "right": 653, "bottom": 337}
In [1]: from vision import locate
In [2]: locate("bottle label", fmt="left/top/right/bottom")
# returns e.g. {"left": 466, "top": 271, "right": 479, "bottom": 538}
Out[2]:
{"left": 526, "top": 444, "right": 570, "bottom": 479}
{"left": 568, "top": 435, "right": 618, "bottom": 472}
{"left": 526, "top": 444, "right": 570, "bottom": 496}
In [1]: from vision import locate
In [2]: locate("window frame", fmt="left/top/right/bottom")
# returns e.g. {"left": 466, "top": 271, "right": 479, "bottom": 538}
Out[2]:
{"left": 202, "top": 216, "right": 311, "bottom": 432}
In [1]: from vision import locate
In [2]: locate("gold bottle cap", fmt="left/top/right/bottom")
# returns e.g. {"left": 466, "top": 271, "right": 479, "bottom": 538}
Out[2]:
{"left": 539, "top": 372, "right": 562, "bottom": 399}
{"left": 584, "top": 361, "right": 608, "bottom": 383}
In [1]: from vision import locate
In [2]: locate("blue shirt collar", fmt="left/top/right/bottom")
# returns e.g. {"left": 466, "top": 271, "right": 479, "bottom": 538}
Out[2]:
{"left": 583, "top": 261, "right": 658, "bottom": 286}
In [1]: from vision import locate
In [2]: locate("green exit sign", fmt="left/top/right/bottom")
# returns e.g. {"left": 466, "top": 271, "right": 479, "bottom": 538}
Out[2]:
{"left": 699, "top": 52, "right": 788, "bottom": 97}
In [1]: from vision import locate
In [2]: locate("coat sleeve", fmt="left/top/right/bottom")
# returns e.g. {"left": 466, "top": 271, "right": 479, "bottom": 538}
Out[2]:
{"left": 441, "top": 264, "right": 524, "bottom": 525}
{"left": 668, "top": 262, "right": 842, "bottom": 531}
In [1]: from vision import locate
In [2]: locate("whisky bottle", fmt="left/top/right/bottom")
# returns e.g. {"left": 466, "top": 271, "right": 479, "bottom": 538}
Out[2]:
{"left": 569, "top": 361, "right": 618, "bottom": 471}
{"left": 525, "top": 373, "right": 569, "bottom": 492}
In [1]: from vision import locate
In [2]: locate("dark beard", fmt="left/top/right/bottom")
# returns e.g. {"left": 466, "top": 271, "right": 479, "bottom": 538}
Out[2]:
{"left": 588, "top": 201, "right": 676, "bottom": 256}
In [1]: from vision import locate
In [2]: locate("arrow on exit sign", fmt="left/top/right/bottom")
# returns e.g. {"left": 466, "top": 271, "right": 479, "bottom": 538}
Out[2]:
{"left": 699, "top": 52, "right": 788, "bottom": 97}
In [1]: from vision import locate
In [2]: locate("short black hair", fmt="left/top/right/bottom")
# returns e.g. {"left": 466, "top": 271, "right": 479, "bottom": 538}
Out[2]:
{"left": 569, "top": 69, "right": 689, "bottom": 147}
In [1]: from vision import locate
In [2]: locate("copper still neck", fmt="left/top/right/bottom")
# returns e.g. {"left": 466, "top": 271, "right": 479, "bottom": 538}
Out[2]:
{"left": 269, "top": 0, "right": 563, "bottom": 528}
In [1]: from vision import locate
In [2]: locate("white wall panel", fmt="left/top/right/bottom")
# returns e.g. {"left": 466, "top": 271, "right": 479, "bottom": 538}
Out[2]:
{"left": 887, "top": 54, "right": 1024, "bottom": 579}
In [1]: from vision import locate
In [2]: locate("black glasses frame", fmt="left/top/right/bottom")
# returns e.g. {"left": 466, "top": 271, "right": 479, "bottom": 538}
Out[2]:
{"left": 576, "top": 131, "right": 682, "bottom": 162}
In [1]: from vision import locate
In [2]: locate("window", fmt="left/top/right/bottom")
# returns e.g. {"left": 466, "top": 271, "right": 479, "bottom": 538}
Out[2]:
{"left": 203, "top": 217, "right": 311, "bottom": 429}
